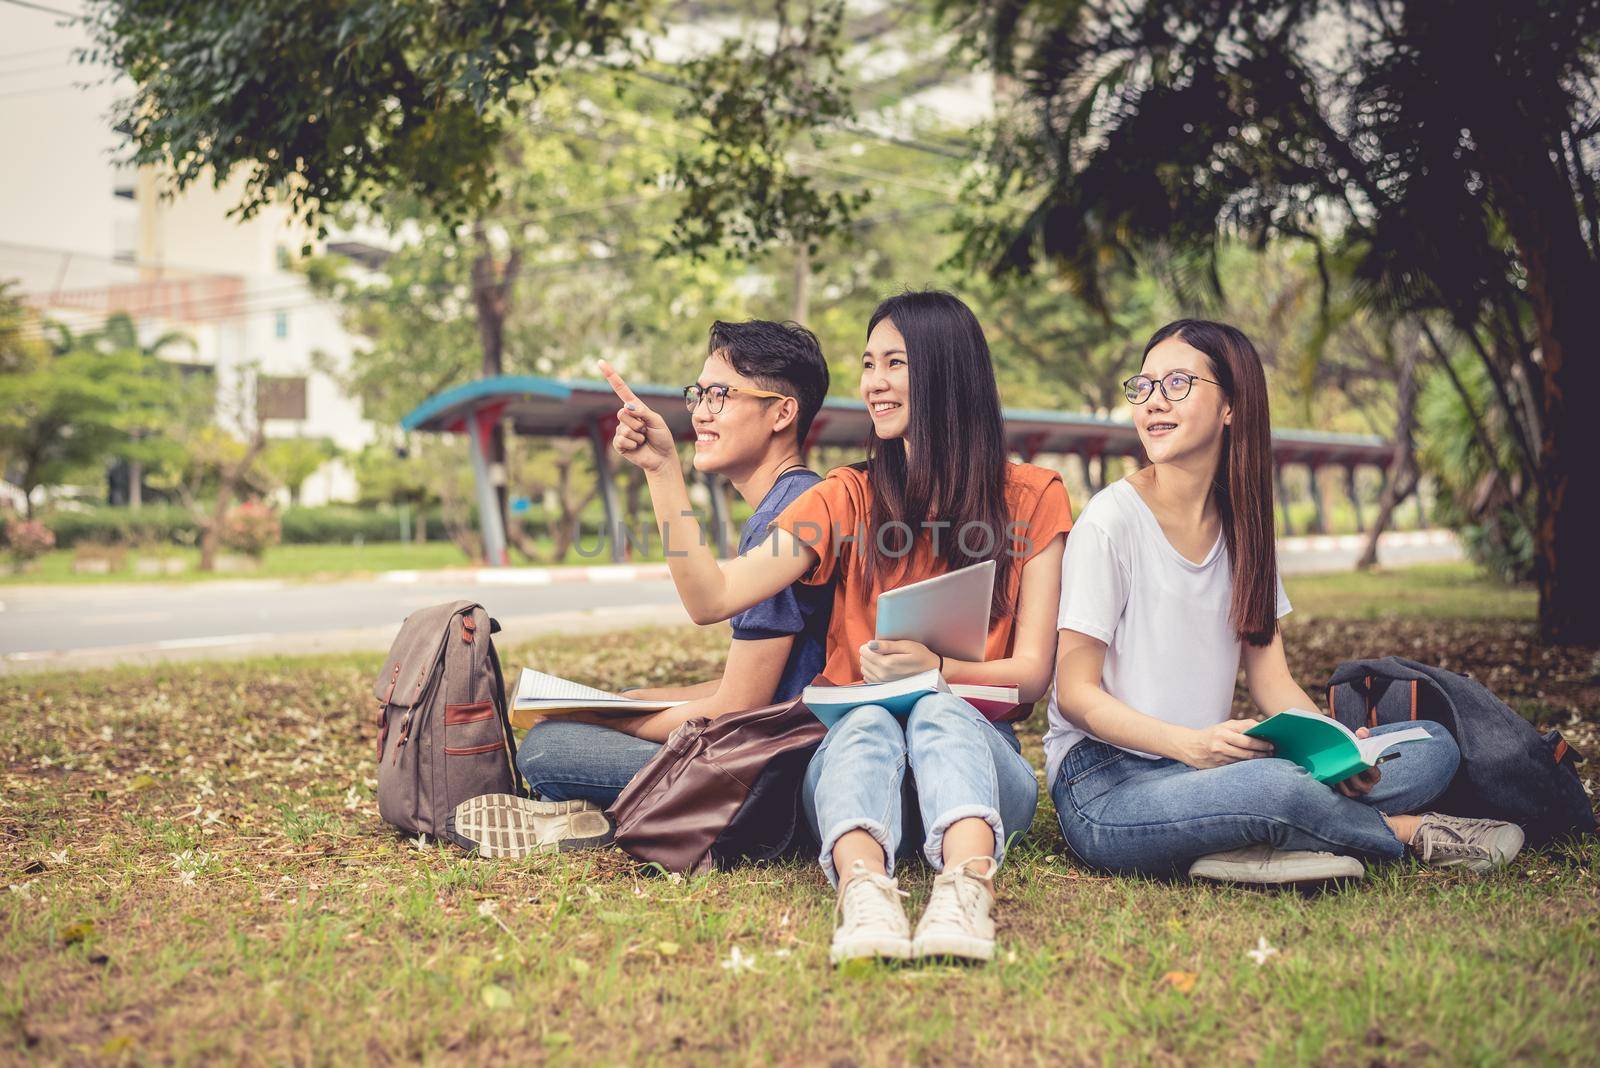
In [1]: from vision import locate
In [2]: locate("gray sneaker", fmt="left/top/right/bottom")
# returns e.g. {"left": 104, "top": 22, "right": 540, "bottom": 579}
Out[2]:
{"left": 1409, "top": 813, "right": 1524, "bottom": 873}
{"left": 446, "top": 794, "right": 614, "bottom": 858}
{"left": 1189, "top": 844, "right": 1364, "bottom": 887}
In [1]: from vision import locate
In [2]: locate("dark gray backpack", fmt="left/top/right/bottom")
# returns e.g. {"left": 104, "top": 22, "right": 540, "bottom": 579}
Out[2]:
{"left": 1327, "top": 656, "right": 1595, "bottom": 847}
{"left": 373, "top": 601, "right": 522, "bottom": 846}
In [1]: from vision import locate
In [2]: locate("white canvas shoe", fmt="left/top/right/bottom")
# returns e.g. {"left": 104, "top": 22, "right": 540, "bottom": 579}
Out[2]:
{"left": 830, "top": 859, "right": 912, "bottom": 964}
{"left": 1189, "top": 844, "right": 1364, "bottom": 886}
{"left": 446, "top": 794, "right": 613, "bottom": 858}
{"left": 912, "top": 856, "right": 998, "bottom": 962}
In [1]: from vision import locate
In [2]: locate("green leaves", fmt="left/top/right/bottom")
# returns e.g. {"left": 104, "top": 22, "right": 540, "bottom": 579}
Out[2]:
{"left": 0, "top": 302, "right": 188, "bottom": 509}
{"left": 662, "top": 1, "right": 868, "bottom": 258}
{"left": 85, "top": 0, "right": 649, "bottom": 230}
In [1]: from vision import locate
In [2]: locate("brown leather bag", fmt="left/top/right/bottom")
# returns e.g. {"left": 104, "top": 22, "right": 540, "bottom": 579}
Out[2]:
{"left": 606, "top": 697, "right": 825, "bottom": 874}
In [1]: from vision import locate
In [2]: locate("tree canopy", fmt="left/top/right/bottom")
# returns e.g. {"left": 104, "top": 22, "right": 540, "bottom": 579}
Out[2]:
{"left": 939, "top": 0, "right": 1600, "bottom": 641}
{"left": 83, "top": 0, "right": 648, "bottom": 229}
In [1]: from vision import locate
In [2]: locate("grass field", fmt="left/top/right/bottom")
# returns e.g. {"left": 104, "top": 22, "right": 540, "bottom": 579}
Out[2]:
{"left": 0, "top": 542, "right": 474, "bottom": 585}
{"left": 2, "top": 565, "right": 1596, "bottom": 1064}
{"left": 1, "top": 536, "right": 692, "bottom": 586}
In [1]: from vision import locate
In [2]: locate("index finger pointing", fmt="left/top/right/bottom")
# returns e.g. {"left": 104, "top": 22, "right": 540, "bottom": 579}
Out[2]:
{"left": 597, "top": 359, "right": 644, "bottom": 408}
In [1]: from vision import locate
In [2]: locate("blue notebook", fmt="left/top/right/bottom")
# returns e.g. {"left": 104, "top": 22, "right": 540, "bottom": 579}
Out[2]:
{"left": 802, "top": 669, "right": 947, "bottom": 727}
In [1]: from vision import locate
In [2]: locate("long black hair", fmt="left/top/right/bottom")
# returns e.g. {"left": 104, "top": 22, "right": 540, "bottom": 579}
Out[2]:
{"left": 862, "top": 290, "right": 1014, "bottom": 621}
{"left": 1142, "top": 319, "right": 1278, "bottom": 645}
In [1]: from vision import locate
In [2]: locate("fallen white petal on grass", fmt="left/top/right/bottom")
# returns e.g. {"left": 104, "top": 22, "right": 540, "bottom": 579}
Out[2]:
{"left": 1247, "top": 936, "right": 1279, "bottom": 966}
{"left": 720, "top": 946, "right": 757, "bottom": 973}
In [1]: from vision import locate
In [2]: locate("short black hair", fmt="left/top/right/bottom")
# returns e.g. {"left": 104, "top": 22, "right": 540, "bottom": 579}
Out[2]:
{"left": 706, "top": 319, "right": 829, "bottom": 445}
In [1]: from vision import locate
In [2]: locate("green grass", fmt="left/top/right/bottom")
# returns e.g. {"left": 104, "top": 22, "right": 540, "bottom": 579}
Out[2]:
{"left": 1284, "top": 563, "right": 1537, "bottom": 621}
{"left": 2, "top": 569, "right": 1596, "bottom": 1063}
{"left": 0, "top": 542, "right": 472, "bottom": 585}
{"left": 0, "top": 525, "right": 712, "bottom": 585}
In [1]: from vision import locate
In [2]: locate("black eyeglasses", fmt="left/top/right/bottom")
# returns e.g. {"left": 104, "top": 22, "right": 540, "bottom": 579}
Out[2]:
{"left": 1122, "top": 369, "right": 1224, "bottom": 404}
{"left": 682, "top": 383, "right": 791, "bottom": 415}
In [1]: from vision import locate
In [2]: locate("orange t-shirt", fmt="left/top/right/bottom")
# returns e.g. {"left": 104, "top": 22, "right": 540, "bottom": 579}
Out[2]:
{"left": 773, "top": 461, "right": 1073, "bottom": 692}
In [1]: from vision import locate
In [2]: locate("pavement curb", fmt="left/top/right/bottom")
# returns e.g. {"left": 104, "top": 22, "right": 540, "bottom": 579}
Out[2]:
{"left": 379, "top": 562, "right": 676, "bottom": 586}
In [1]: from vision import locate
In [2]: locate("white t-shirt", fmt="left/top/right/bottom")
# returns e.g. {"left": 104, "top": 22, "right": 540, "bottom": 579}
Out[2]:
{"left": 1042, "top": 479, "right": 1291, "bottom": 786}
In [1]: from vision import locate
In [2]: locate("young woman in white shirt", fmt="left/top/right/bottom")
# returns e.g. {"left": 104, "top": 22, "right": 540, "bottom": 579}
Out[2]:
{"left": 1047, "top": 319, "right": 1524, "bottom": 884}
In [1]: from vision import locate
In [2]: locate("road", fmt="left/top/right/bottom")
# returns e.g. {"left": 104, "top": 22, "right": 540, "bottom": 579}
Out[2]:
{"left": 0, "top": 573, "right": 692, "bottom": 671}
{"left": 0, "top": 530, "right": 1459, "bottom": 671}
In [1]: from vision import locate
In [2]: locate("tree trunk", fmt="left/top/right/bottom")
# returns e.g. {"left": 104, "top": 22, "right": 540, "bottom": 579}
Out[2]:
{"left": 621, "top": 467, "right": 646, "bottom": 561}
{"left": 1357, "top": 343, "right": 1421, "bottom": 571}
{"left": 548, "top": 440, "right": 597, "bottom": 564}
{"left": 470, "top": 223, "right": 522, "bottom": 556}
{"left": 792, "top": 245, "right": 811, "bottom": 323}
{"left": 1485, "top": 137, "right": 1600, "bottom": 643}
{"left": 197, "top": 431, "right": 267, "bottom": 572}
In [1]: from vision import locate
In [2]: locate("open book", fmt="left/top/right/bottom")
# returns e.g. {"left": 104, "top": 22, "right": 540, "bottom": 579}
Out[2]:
{"left": 1244, "top": 708, "right": 1432, "bottom": 784}
{"left": 802, "top": 669, "right": 1020, "bottom": 727}
{"left": 509, "top": 668, "right": 682, "bottom": 729}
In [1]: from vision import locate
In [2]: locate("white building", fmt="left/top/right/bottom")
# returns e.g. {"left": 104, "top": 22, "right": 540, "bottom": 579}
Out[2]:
{"left": 0, "top": 1, "right": 374, "bottom": 507}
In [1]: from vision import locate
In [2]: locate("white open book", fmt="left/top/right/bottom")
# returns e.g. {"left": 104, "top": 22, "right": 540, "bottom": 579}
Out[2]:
{"left": 510, "top": 668, "right": 682, "bottom": 729}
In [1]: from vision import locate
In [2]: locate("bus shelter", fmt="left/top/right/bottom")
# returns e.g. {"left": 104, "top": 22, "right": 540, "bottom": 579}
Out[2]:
{"left": 401, "top": 375, "right": 1399, "bottom": 565}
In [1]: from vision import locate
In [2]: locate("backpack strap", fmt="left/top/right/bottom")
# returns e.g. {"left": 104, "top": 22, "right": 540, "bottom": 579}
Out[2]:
{"left": 486, "top": 632, "right": 527, "bottom": 798}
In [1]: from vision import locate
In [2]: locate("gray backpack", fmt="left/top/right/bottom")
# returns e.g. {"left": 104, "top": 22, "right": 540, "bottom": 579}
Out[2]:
{"left": 373, "top": 601, "right": 522, "bottom": 845}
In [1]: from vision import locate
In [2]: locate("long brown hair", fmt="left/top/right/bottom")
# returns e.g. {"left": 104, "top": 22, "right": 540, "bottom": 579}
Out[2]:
{"left": 862, "top": 290, "right": 1015, "bottom": 621}
{"left": 1142, "top": 319, "right": 1278, "bottom": 646}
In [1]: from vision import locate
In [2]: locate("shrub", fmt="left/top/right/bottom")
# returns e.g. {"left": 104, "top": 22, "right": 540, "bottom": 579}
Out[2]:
{"left": 279, "top": 505, "right": 424, "bottom": 544}
{"left": 220, "top": 500, "right": 282, "bottom": 558}
{"left": 5, "top": 519, "right": 55, "bottom": 565}
{"left": 46, "top": 505, "right": 197, "bottom": 548}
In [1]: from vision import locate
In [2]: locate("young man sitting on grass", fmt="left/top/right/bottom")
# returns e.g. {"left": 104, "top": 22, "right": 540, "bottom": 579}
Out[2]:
{"left": 449, "top": 320, "right": 834, "bottom": 857}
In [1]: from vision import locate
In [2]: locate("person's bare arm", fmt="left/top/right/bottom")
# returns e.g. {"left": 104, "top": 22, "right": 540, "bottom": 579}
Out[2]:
{"left": 1053, "top": 629, "right": 1273, "bottom": 768}
{"left": 1241, "top": 631, "right": 1319, "bottom": 717}
{"left": 593, "top": 635, "right": 796, "bottom": 743}
{"left": 625, "top": 680, "right": 721, "bottom": 702}
{"left": 600, "top": 360, "right": 817, "bottom": 623}
{"left": 1242, "top": 630, "right": 1380, "bottom": 796}
{"left": 857, "top": 532, "right": 1067, "bottom": 703}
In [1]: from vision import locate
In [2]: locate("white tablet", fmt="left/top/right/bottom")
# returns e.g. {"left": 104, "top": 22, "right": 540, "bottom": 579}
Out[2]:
{"left": 874, "top": 560, "right": 995, "bottom": 662}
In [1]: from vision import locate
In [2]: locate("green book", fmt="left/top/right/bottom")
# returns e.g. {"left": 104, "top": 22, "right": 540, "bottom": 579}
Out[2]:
{"left": 1244, "top": 709, "right": 1433, "bottom": 784}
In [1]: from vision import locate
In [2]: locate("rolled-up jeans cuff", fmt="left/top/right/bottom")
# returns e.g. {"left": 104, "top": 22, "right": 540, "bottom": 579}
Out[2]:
{"left": 922, "top": 804, "right": 1005, "bottom": 873}
{"left": 818, "top": 818, "right": 894, "bottom": 888}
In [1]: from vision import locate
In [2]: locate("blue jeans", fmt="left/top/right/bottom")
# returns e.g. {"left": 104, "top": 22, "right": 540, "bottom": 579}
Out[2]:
{"left": 516, "top": 720, "right": 661, "bottom": 807}
{"left": 803, "top": 692, "right": 1039, "bottom": 886}
{"left": 1051, "top": 720, "right": 1461, "bottom": 876}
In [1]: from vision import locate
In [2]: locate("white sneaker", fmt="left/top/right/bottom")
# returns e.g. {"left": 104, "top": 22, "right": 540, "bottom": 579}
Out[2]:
{"left": 1409, "top": 813, "right": 1525, "bottom": 873}
{"left": 446, "top": 794, "right": 613, "bottom": 858}
{"left": 1189, "top": 845, "right": 1364, "bottom": 887}
{"left": 830, "top": 859, "right": 912, "bottom": 964}
{"left": 912, "top": 856, "right": 998, "bottom": 962}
